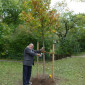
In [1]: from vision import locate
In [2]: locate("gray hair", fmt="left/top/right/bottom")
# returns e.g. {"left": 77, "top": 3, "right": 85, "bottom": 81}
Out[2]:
{"left": 28, "top": 43, "right": 34, "bottom": 47}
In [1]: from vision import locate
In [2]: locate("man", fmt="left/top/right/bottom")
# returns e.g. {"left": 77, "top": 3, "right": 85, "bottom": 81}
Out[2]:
{"left": 23, "top": 43, "right": 44, "bottom": 85}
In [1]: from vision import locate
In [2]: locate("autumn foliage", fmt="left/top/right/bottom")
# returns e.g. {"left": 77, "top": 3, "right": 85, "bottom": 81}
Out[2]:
{"left": 20, "top": 0, "right": 59, "bottom": 34}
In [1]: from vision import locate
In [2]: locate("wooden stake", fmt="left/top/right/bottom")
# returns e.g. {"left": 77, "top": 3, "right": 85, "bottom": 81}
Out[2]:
{"left": 37, "top": 42, "right": 39, "bottom": 79}
{"left": 52, "top": 43, "right": 55, "bottom": 81}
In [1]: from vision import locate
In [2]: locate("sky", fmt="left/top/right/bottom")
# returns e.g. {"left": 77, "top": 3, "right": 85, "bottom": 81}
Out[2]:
{"left": 51, "top": 0, "right": 85, "bottom": 14}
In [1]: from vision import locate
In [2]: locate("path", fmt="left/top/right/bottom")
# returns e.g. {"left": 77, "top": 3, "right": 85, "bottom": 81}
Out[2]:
{"left": 0, "top": 59, "right": 22, "bottom": 62}
{"left": 72, "top": 54, "right": 85, "bottom": 58}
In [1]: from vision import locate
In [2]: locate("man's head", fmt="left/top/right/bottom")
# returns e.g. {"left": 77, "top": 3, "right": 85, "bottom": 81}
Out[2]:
{"left": 28, "top": 43, "right": 34, "bottom": 50}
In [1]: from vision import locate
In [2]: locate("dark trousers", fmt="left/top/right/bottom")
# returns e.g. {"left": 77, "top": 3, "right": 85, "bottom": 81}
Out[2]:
{"left": 23, "top": 65, "right": 32, "bottom": 85}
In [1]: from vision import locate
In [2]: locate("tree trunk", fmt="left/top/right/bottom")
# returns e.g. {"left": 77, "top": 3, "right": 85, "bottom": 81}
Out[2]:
{"left": 42, "top": 34, "right": 45, "bottom": 76}
{"left": 41, "top": 19, "right": 45, "bottom": 76}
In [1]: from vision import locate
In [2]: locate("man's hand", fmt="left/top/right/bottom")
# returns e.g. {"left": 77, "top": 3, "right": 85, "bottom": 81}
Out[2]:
{"left": 37, "top": 54, "right": 41, "bottom": 56}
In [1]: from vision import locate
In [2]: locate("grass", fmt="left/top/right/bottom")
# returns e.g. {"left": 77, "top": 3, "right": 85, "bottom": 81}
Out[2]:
{"left": 54, "top": 57, "right": 85, "bottom": 85}
{"left": 0, "top": 61, "right": 22, "bottom": 85}
{"left": 0, "top": 57, "right": 85, "bottom": 85}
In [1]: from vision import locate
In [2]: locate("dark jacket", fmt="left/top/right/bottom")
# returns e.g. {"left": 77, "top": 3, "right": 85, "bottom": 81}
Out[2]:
{"left": 23, "top": 47, "right": 41, "bottom": 66}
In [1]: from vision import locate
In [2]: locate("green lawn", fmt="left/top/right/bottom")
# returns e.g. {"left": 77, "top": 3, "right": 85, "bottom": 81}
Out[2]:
{"left": 0, "top": 57, "right": 85, "bottom": 85}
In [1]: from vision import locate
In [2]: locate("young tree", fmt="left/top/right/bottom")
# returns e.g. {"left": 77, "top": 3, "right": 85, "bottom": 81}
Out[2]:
{"left": 20, "top": 0, "right": 59, "bottom": 75}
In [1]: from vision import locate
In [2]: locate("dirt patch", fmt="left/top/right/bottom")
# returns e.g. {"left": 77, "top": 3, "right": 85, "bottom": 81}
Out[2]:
{"left": 19, "top": 75, "right": 57, "bottom": 85}
{"left": 31, "top": 77, "right": 55, "bottom": 85}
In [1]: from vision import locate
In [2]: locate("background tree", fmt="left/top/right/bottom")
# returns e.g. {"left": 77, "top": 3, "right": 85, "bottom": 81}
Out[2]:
{"left": 0, "top": 23, "right": 11, "bottom": 58}
{"left": 54, "top": 12, "right": 85, "bottom": 55}
{"left": 0, "top": 0, "right": 23, "bottom": 30}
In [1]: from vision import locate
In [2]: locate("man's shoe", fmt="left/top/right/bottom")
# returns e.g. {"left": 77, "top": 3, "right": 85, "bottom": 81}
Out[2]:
{"left": 28, "top": 81, "right": 32, "bottom": 85}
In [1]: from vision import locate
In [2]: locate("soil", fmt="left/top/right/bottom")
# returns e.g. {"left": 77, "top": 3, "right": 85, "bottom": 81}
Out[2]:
{"left": 19, "top": 75, "right": 56, "bottom": 85}
{"left": 31, "top": 77, "right": 55, "bottom": 85}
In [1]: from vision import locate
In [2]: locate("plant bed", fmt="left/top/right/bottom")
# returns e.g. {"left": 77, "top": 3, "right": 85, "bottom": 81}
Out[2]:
{"left": 31, "top": 76, "right": 56, "bottom": 85}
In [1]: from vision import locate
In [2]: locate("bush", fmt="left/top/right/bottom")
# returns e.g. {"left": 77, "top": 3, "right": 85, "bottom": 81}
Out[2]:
{"left": 55, "top": 37, "right": 80, "bottom": 56}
